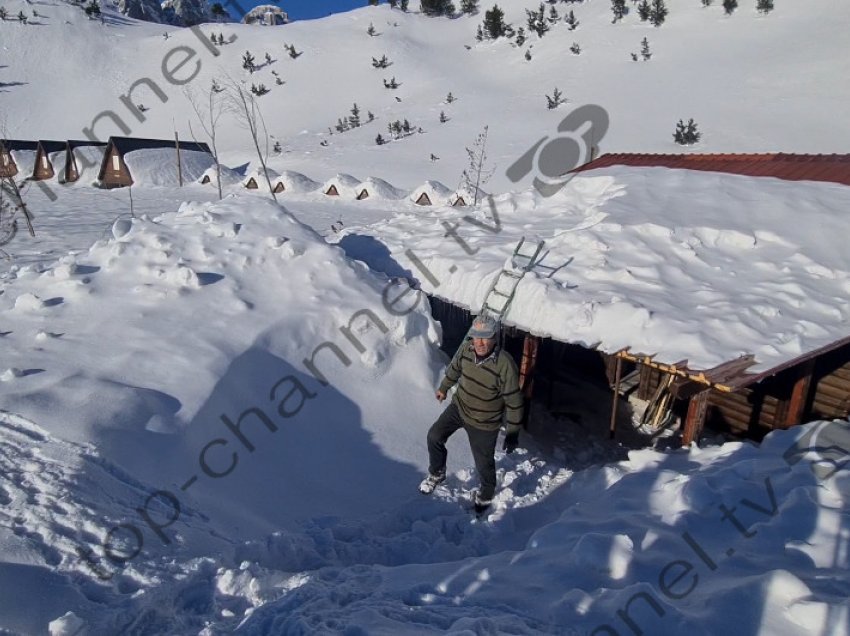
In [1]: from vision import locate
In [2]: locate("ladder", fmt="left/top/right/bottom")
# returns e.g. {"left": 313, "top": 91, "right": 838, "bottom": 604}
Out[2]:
{"left": 479, "top": 236, "right": 546, "bottom": 322}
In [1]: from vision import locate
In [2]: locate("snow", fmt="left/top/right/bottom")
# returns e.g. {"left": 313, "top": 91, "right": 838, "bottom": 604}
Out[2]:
{"left": 0, "top": 0, "right": 849, "bottom": 633}
{"left": 124, "top": 148, "right": 216, "bottom": 187}
{"left": 339, "top": 166, "right": 850, "bottom": 374}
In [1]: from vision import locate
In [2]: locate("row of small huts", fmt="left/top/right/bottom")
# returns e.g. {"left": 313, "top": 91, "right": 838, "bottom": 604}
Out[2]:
{"left": 1, "top": 137, "right": 471, "bottom": 206}
{"left": 0, "top": 137, "right": 211, "bottom": 187}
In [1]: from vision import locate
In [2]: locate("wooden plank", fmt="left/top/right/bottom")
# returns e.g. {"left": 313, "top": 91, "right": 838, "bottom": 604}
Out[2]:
{"left": 782, "top": 360, "right": 816, "bottom": 429}
{"left": 682, "top": 389, "right": 711, "bottom": 446}
{"left": 638, "top": 363, "right": 654, "bottom": 400}
{"left": 702, "top": 354, "right": 757, "bottom": 384}
{"left": 609, "top": 356, "right": 623, "bottom": 440}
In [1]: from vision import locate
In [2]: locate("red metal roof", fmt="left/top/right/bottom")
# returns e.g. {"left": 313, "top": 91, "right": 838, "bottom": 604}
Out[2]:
{"left": 574, "top": 153, "right": 850, "bottom": 186}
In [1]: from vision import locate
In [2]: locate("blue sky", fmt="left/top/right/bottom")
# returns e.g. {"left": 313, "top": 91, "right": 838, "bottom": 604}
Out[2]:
{"left": 280, "top": 0, "right": 368, "bottom": 21}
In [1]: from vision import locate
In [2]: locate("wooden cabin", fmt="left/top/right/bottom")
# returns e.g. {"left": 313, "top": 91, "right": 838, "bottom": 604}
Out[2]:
{"left": 356, "top": 188, "right": 369, "bottom": 200}
{"left": 414, "top": 192, "right": 432, "bottom": 206}
{"left": 451, "top": 195, "right": 467, "bottom": 207}
{"left": 97, "top": 137, "right": 212, "bottom": 188}
{"left": 273, "top": 181, "right": 284, "bottom": 194}
{"left": 32, "top": 141, "right": 66, "bottom": 180}
{"left": 244, "top": 177, "right": 259, "bottom": 189}
{"left": 63, "top": 141, "right": 107, "bottom": 183}
{"left": 0, "top": 140, "right": 38, "bottom": 178}
{"left": 325, "top": 184, "right": 339, "bottom": 196}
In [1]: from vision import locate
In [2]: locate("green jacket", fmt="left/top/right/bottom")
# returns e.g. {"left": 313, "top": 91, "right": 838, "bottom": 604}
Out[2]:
{"left": 438, "top": 342, "right": 524, "bottom": 432}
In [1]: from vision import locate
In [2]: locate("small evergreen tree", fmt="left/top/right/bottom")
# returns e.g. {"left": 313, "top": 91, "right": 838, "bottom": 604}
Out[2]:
{"left": 440, "top": 110, "right": 449, "bottom": 123}
{"left": 367, "top": 22, "right": 377, "bottom": 35}
{"left": 722, "top": 0, "right": 737, "bottom": 14}
{"left": 570, "top": 42, "right": 580, "bottom": 54}
{"left": 446, "top": 91, "right": 456, "bottom": 103}
{"left": 673, "top": 118, "right": 701, "bottom": 145}
{"left": 548, "top": 5, "right": 559, "bottom": 22}
{"left": 637, "top": 0, "right": 650, "bottom": 20}
{"left": 611, "top": 0, "right": 627, "bottom": 22}
{"left": 460, "top": 0, "right": 479, "bottom": 14}
{"left": 0, "top": 7, "right": 7, "bottom": 19}
{"left": 264, "top": 52, "right": 272, "bottom": 64}
{"left": 376, "top": 134, "right": 385, "bottom": 145}
{"left": 756, "top": 0, "right": 773, "bottom": 14}
{"left": 273, "top": 141, "right": 282, "bottom": 153}
{"left": 648, "top": 0, "right": 667, "bottom": 26}
{"left": 564, "top": 9, "right": 578, "bottom": 29}
{"left": 83, "top": 1, "right": 100, "bottom": 18}
{"left": 640, "top": 37, "right": 651, "bottom": 60}
{"left": 349, "top": 103, "right": 361, "bottom": 127}
{"left": 210, "top": 2, "right": 226, "bottom": 18}
{"left": 483, "top": 4, "right": 506, "bottom": 39}
{"left": 242, "top": 51, "right": 256, "bottom": 72}
{"left": 421, "top": 0, "right": 454, "bottom": 16}
{"left": 367, "top": 111, "right": 375, "bottom": 122}
{"left": 389, "top": 0, "right": 398, "bottom": 7}
{"left": 546, "top": 87, "right": 566, "bottom": 109}
{"left": 525, "top": 48, "right": 532, "bottom": 61}
{"left": 17, "top": 8, "right": 27, "bottom": 21}
{"left": 701, "top": 0, "right": 712, "bottom": 5}
{"left": 514, "top": 26, "right": 527, "bottom": 46}
{"left": 475, "top": 24, "right": 484, "bottom": 41}
{"left": 400, "top": 0, "right": 409, "bottom": 10}
{"left": 526, "top": 3, "right": 549, "bottom": 37}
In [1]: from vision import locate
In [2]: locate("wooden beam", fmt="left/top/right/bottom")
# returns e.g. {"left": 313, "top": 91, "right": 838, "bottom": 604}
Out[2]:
{"left": 519, "top": 335, "right": 540, "bottom": 397}
{"left": 682, "top": 389, "right": 711, "bottom": 446}
{"left": 609, "top": 356, "right": 623, "bottom": 440}
{"left": 638, "top": 363, "right": 654, "bottom": 400}
{"left": 781, "top": 359, "right": 816, "bottom": 429}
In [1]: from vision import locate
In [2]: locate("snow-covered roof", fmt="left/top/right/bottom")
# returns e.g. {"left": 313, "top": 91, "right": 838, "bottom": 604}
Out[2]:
{"left": 272, "top": 170, "right": 321, "bottom": 193}
{"left": 242, "top": 166, "right": 281, "bottom": 191}
{"left": 123, "top": 148, "right": 215, "bottom": 187}
{"left": 345, "top": 166, "right": 850, "bottom": 378}
{"left": 354, "top": 177, "right": 406, "bottom": 200}
{"left": 198, "top": 164, "right": 242, "bottom": 187}
{"left": 410, "top": 180, "right": 452, "bottom": 206}
{"left": 322, "top": 173, "right": 360, "bottom": 197}
{"left": 9, "top": 150, "right": 36, "bottom": 176}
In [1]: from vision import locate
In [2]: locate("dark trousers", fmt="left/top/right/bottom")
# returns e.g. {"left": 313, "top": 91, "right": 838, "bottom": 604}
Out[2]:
{"left": 427, "top": 402, "right": 500, "bottom": 500}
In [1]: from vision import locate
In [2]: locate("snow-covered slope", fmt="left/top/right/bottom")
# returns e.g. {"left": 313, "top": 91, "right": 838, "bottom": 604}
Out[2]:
{"left": 1, "top": 0, "right": 849, "bottom": 194}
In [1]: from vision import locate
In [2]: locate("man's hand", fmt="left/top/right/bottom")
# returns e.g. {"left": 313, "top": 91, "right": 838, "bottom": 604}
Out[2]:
{"left": 436, "top": 390, "right": 446, "bottom": 402}
{"left": 503, "top": 430, "right": 519, "bottom": 454}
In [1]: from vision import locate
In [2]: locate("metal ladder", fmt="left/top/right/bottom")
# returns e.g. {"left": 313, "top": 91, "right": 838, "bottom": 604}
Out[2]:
{"left": 479, "top": 236, "right": 546, "bottom": 322}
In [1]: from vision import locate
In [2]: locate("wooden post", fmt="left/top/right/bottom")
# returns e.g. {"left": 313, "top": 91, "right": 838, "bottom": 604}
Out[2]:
{"left": 175, "top": 131, "right": 183, "bottom": 187}
{"left": 609, "top": 355, "right": 623, "bottom": 440}
{"left": 637, "top": 363, "right": 654, "bottom": 400}
{"left": 519, "top": 335, "right": 540, "bottom": 397}
{"left": 682, "top": 389, "right": 711, "bottom": 446}
{"left": 781, "top": 359, "right": 816, "bottom": 429}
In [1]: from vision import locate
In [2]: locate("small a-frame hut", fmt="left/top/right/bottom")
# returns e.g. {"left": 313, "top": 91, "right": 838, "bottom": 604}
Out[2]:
{"left": 97, "top": 137, "right": 212, "bottom": 188}
{"left": 354, "top": 177, "right": 406, "bottom": 202}
{"left": 321, "top": 173, "right": 360, "bottom": 198}
{"left": 0, "top": 140, "right": 38, "bottom": 178}
{"left": 31, "top": 141, "right": 66, "bottom": 181}
{"left": 63, "top": 141, "right": 107, "bottom": 183}
{"left": 410, "top": 180, "right": 452, "bottom": 207}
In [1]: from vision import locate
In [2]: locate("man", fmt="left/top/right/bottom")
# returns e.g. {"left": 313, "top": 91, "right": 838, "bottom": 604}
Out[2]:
{"left": 419, "top": 314, "right": 524, "bottom": 513}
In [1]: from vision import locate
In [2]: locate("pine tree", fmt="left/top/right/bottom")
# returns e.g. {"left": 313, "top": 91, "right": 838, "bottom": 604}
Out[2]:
{"left": 273, "top": 141, "right": 282, "bottom": 153}
{"left": 421, "top": 0, "right": 454, "bottom": 16}
{"left": 265, "top": 52, "right": 272, "bottom": 64}
{"left": 367, "top": 22, "right": 377, "bottom": 36}
{"left": 446, "top": 91, "right": 456, "bottom": 103}
{"left": 722, "top": 0, "right": 737, "bottom": 14}
{"left": 349, "top": 103, "right": 361, "bottom": 127}
{"left": 376, "top": 134, "right": 385, "bottom": 145}
{"left": 701, "top": 0, "right": 712, "bottom": 5}
{"left": 640, "top": 37, "right": 651, "bottom": 60}
{"left": 440, "top": 110, "right": 449, "bottom": 123}
{"left": 515, "top": 26, "right": 526, "bottom": 46}
{"left": 475, "top": 24, "right": 484, "bottom": 41}
{"left": 389, "top": 0, "right": 398, "bottom": 7}
{"left": 649, "top": 0, "right": 667, "bottom": 26}
{"left": 525, "top": 48, "right": 532, "bottom": 61}
{"left": 461, "top": 125, "right": 494, "bottom": 206}
{"left": 548, "top": 5, "right": 559, "bottom": 22}
{"left": 546, "top": 87, "right": 565, "bottom": 109}
{"left": 565, "top": 9, "right": 578, "bottom": 29}
{"left": 611, "top": 0, "right": 627, "bottom": 22}
{"left": 756, "top": 0, "right": 773, "bottom": 14}
{"left": 673, "top": 118, "right": 701, "bottom": 145}
{"left": 242, "top": 51, "right": 256, "bottom": 72}
{"left": 637, "top": 0, "right": 650, "bottom": 20}
{"left": 400, "top": 0, "right": 409, "bottom": 10}
{"left": 0, "top": 7, "right": 7, "bottom": 19}
{"left": 460, "top": 0, "right": 479, "bottom": 14}
{"left": 483, "top": 4, "right": 506, "bottom": 39}
{"left": 526, "top": 3, "right": 549, "bottom": 37}
{"left": 570, "top": 42, "right": 581, "bottom": 54}
{"left": 17, "top": 8, "right": 27, "bottom": 21}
